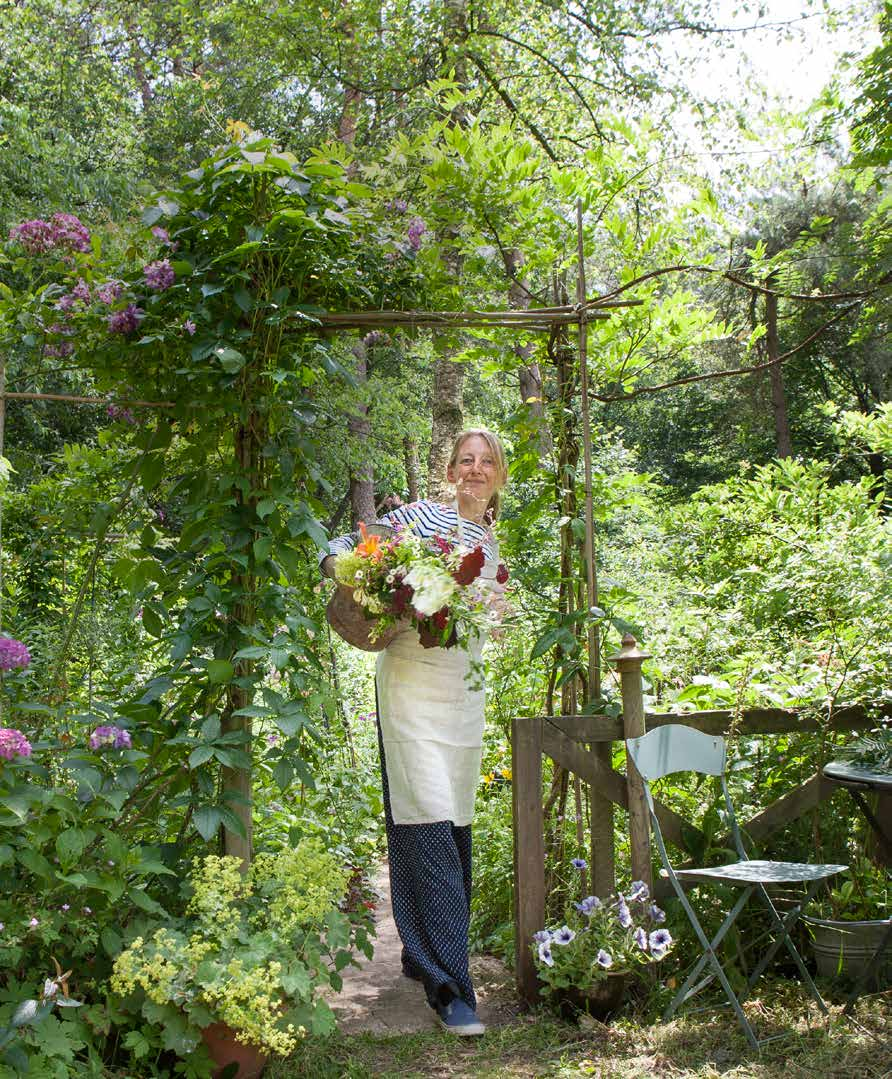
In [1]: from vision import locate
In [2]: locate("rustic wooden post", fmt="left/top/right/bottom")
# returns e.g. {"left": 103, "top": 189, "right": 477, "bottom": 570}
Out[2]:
{"left": 512, "top": 715, "right": 545, "bottom": 1005}
{"left": 610, "top": 634, "right": 653, "bottom": 892}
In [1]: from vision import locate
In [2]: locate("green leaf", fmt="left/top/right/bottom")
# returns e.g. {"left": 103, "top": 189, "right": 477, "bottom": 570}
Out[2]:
{"left": 55, "top": 828, "right": 89, "bottom": 866}
{"left": 101, "top": 926, "right": 123, "bottom": 957}
{"left": 193, "top": 806, "right": 222, "bottom": 841}
{"left": 200, "top": 715, "right": 221, "bottom": 741}
{"left": 141, "top": 606, "right": 164, "bottom": 638}
{"left": 189, "top": 745, "right": 215, "bottom": 768}
{"left": 214, "top": 347, "right": 246, "bottom": 373}
{"left": 206, "top": 659, "right": 234, "bottom": 684}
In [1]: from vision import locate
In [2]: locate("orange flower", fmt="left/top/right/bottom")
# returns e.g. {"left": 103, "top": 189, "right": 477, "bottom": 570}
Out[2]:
{"left": 356, "top": 522, "right": 384, "bottom": 561}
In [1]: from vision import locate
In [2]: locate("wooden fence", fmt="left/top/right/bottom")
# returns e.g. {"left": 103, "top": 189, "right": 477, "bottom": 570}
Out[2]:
{"left": 511, "top": 634, "right": 887, "bottom": 1003}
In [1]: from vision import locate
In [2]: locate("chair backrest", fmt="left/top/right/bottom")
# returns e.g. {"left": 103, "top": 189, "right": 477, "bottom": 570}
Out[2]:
{"left": 626, "top": 723, "right": 726, "bottom": 781}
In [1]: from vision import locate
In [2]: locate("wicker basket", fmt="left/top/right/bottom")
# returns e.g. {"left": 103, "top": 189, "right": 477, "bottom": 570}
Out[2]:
{"left": 325, "top": 524, "right": 402, "bottom": 651}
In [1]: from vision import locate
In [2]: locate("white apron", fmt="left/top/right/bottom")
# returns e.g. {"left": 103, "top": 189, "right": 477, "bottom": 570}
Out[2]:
{"left": 376, "top": 518, "right": 500, "bottom": 826}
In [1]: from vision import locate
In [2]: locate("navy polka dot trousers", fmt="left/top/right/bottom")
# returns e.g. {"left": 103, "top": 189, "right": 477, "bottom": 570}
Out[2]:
{"left": 376, "top": 716, "right": 476, "bottom": 1010}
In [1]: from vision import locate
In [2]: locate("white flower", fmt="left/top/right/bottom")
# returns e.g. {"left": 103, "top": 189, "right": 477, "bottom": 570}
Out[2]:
{"left": 404, "top": 563, "right": 456, "bottom": 615}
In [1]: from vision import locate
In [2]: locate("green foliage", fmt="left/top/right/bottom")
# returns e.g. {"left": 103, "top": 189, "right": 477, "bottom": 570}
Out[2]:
{"left": 110, "top": 847, "right": 372, "bottom": 1058}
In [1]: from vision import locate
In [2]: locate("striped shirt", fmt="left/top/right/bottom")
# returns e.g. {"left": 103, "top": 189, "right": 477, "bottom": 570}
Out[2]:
{"left": 325, "top": 500, "right": 497, "bottom": 562}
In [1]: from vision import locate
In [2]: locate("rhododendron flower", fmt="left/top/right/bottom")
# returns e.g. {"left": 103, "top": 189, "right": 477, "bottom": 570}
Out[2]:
{"left": 0, "top": 728, "right": 32, "bottom": 760}
{"left": 0, "top": 637, "right": 31, "bottom": 670}
{"left": 89, "top": 725, "right": 132, "bottom": 750}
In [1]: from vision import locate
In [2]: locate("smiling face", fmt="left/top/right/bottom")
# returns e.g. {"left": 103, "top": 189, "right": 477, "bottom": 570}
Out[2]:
{"left": 447, "top": 433, "right": 506, "bottom": 522}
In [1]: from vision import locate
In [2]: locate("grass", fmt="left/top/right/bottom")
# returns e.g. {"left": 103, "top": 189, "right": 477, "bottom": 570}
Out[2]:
{"left": 268, "top": 984, "right": 891, "bottom": 1079}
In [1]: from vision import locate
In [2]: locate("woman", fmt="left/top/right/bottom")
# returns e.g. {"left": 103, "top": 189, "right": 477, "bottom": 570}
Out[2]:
{"left": 321, "top": 428, "right": 508, "bottom": 1035}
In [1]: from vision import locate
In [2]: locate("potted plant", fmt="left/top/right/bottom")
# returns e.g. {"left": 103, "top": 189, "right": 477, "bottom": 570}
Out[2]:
{"left": 804, "top": 854, "right": 890, "bottom": 990}
{"left": 531, "top": 863, "right": 674, "bottom": 1020}
{"left": 111, "top": 841, "right": 373, "bottom": 1077}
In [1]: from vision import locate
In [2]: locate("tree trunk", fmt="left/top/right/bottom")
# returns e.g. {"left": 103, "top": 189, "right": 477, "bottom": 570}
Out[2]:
{"left": 404, "top": 436, "right": 421, "bottom": 502}
{"left": 765, "top": 277, "right": 792, "bottom": 459}
{"left": 427, "top": 344, "right": 465, "bottom": 501}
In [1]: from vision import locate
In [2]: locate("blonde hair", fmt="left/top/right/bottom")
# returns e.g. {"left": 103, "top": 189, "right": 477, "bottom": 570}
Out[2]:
{"left": 446, "top": 428, "right": 508, "bottom": 522}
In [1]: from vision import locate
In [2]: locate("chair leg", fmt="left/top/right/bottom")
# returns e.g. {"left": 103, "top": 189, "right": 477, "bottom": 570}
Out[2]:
{"left": 741, "top": 880, "right": 830, "bottom": 1013}
{"left": 664, "top": 884, "right": 761, "bottom": 1051}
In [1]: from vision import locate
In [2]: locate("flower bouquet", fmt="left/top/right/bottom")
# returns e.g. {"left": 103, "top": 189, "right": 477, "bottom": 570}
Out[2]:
{"left": 329, "top": 521, "right": 508, "bottom": 651}
{"left": 532, "top": 866, "right": 674, "bottom": 1019}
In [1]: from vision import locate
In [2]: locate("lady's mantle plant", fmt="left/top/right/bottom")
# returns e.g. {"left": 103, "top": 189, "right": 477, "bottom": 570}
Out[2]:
{"left": 111, "top": 843, "right": 370, "bottom": 1057}
{"left": 532, "top": 865, "right": 674, "bottom": 996}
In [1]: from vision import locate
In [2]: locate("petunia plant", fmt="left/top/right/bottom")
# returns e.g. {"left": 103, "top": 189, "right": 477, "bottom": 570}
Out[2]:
{"left": 532, "top": 862, "right": 674, "bottom": 997}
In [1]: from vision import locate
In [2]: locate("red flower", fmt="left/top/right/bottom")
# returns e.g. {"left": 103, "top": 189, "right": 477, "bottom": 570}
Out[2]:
{"left": 454, "top": 545, "right": 485, "bottom": 585}
{"left": 390, "top": 582, "right": 414, "bottom": 614}
{"left": 496, "top": 562, "right": 509, "bottom": 584}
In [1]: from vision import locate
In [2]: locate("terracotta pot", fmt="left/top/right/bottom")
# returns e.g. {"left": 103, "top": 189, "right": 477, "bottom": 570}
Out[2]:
{"left": 200, "top": 1023, "right": 268, "bottom": 1079}
{"left": 552, "top": 972, "right": 629, "bottom": 1022}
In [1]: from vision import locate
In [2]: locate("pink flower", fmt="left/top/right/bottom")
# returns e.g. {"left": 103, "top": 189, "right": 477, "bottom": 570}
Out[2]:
{"left": 0, "top": 637, "right": 31, "bottom": 670}
{"left": 0, "top": 728, "right": 32, "bottom": 760}
{"left": 89, "top": 725, "right": 132, "bottom": 750}
{"left": 29, "top": 917, "right": 39, "bottom": 927}
{"left": 71, "top": 278, "right": 91, "bottom": 303}
{"left": 50, "top": 213, "right": 91, "bottom": 252}
{"left": 406, "top": 217, "right": 427, "bottom": 251}
{"left": 151, "top": 226, "right": 170, "bottom": 244}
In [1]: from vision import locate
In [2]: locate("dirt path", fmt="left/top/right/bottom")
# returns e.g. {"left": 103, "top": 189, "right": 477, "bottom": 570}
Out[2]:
{"left": 330, "top": 865, "right": 520, "bottom": 1035}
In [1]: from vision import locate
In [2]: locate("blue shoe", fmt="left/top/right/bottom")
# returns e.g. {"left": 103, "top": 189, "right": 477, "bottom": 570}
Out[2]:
{"left": 436, "top": 997, "right": 486, "bottom": 1036}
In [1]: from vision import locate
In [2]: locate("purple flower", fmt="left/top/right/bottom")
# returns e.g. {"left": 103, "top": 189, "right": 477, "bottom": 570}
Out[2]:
{"left": 143, "top": 259, "right": 175, "bottom": 292}
{"left": 406, "top": 216, "right": 427, "bottom": 251}
{"left": 9, "top": 219, "right": 56, "bottom": 253}
{"left": 151, "top": 226, "right": 170, "bottom": 244}
{"left": 628, "top": 880, "right": 650, "bottom": 902}
{"left": 50, "top": 213, "right": 91, "bottom": 252}
{"left": 617, "top": 900, "right": 632, "bottom": 929}
{"left": 88, "top": 725, "right": 132, "bottom": 751}
{"left": 183, "top": 319, "right": 196, "bottom": 335}
{"left": 362, "top": 330, "right": 390, "bottom": 348}
{"left": 533, "top": 929, "right": 551, "bottom": 944}
{"left": 266, "top": 733, "right": 280, "bottom": 747}
{"left": 44, "top": 341, "right": 75, "bottom": 358}
{"left": 0, "top": 728, "right": 32, "bottom": 760}
{"left": 29, "top": 917, "right": 39, "bottom": 928}
{"left": 634, "top": 926, "right": 647, "bottom": 950}
{"left": 387, "top": 198, "right": 408, "bottom": 213}
{"left": 106, "top": 404, "right": 136, "bottom": 425}
{"left": 61, "top": 904, "right": 70, "bottom": 912}
{"left": 596, "top": 949, "right": 613, "bottom": 968}
{"left": 648, "top": 903, "right": 666, "bottom": 923}
{"left": 97, "top": 281, "right": 124, "bottom": 305}
{"left": 107, "top": 304, "right": 144, "bottom": 334}
{"left": 552, "top": 925, "right": 576, "bottom": 946}
{"left": 574, "top": 895, "right": 601, "bottom": 916}
{"left": 537, "top": 941, "right": 554, "bottom": 967}
{"left": 649, "top": 928, "right": 672, "bottom": 949}
{"left": 570, "top": 857, "right": 588, "bottom": 870}
{"left": 0, "top": 637, "right": 31, "bottom": 670}
{"left": 71, "top": 278, "right": 91, "bottom": 303}
{"left": 56, "top": 293, "right": 77, "bottom": 312}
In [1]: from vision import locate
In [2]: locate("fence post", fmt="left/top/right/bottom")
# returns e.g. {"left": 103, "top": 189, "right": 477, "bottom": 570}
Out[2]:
{"left": 610, "top": 634, "right": 653, "bottom": 892}
{"left": 512, "top": 715, "right": 545, "bottom": 1004}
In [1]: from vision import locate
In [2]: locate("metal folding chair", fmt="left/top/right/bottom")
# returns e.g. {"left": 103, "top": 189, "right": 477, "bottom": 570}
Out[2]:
{"left": 626, "top": 724, "right": 847, "bottom": 1049}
